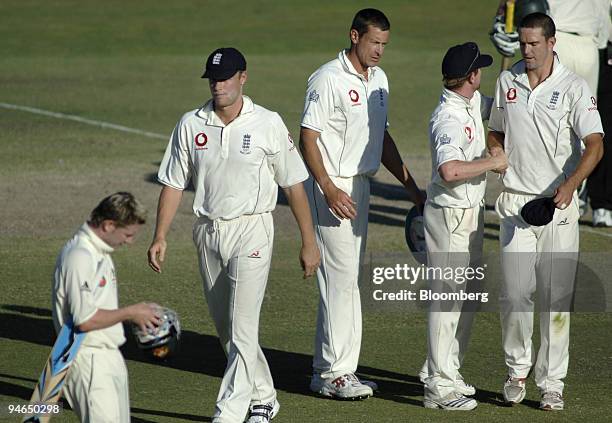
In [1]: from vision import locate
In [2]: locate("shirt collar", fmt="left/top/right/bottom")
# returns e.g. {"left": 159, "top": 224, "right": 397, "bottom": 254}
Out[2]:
{"left": 339, "top": 49, "right": 375, "bottom": 80}
{"left": 440, "top": 88, "right": 475, "bottom": 109}
{"left": 196, "top": 95, "right": 255, "bottom": 126}
{"left": 81, "top": 222, "right": 114, "bottom": 254}
{"left": 513, "top": 53, "right": 565, "bottom": 88}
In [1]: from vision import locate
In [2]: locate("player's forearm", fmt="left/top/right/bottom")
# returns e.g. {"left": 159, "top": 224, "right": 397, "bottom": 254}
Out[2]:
{"left": 487, "top": 130, "right": 505, "bottom": 152}
{"left": 283, "top": 183, "right": 317, "bottom": 247}
{"left": 153, "top": 185, "right": 183, "bottom": 241}
{"left": 299, "top": 127, "right": 334, "bottom": 192}
{"left": 439, "top": 157, "right": 499, "bottom": 183}
{"left": 565, "top": 134, "right": 604, "bottom": 189}
{"left": 77, "top": 307, "right": 132, "bottom": 332}
{"left": 381, "top": 131, "right": 424, "bottom": 205}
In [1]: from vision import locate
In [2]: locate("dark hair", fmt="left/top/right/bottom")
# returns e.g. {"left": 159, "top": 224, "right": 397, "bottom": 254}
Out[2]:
{"left": 519, "top": 12, "right": 556, "bottom": 39}
{"left": 350, "top": 8, "right": 390, "bottom": 36}
{"left": 89, "top": 192, "right": 146, "bottom": 227}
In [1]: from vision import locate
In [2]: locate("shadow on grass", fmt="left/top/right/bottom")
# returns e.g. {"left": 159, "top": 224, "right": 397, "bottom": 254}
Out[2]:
{"left": 0, "top": 306, "right": 528, "bottom": 411}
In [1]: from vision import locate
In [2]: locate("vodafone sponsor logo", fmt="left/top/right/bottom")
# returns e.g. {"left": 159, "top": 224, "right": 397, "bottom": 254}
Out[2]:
{"left": 506, "top": 87, "right": 517, "bottom": 103}
{"left": 464, "top": 126, "right": 473, "bottom": 143}
{"left": 195, "top": 132, "right": 208, "bottom": 150}
{"left": 349, "top": 89, "right": 360, "bottom": 105}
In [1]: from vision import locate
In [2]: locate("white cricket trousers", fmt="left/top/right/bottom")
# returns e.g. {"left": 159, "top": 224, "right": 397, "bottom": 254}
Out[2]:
{"left": 554, "top": 31, "right": 599, "bottom": 97}
{"left": 63, "top": 346, "right": 130, "bottom": 423}
{"left": 193, "top": 213, "right": 276, "bottom": 423}
{"left": 422, "top": 202, "right": 483, "bottom": 398}
{"left": 306, "top": 174, "right": 370, "bottom": 379}
{"left": 496, "top": 191, "right": 579, "bottom": 394}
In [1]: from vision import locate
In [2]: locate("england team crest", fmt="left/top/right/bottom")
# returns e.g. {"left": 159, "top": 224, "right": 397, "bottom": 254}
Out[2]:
{"left": 240, "top": 134, "right": 251, "bottom": 154}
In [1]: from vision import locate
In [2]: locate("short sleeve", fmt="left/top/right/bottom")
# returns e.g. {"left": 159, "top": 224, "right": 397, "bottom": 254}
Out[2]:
{"left": 270, "top": 114, "right": 309, "bottom": 188}
{"left": 64, "top": 249, "right": 98, "bottom": 326}
{"left": 300, "top": 71, "right": 335, "bottom": 133}
{"left": 488, "top": 77, "right": 506, "bottom": 133}
{"left": 157, "top": 121, "right": 192, "bottom": 190}
{"left": 432, "top": 123, "right": 464, "bottom": 169}
{"left": 569, "top": 79, "right": 605, "bottom": 140}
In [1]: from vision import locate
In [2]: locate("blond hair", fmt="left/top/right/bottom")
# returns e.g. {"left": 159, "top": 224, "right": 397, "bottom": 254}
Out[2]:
{"left": 89, "top": 192, "right": 146, "bottom": 227}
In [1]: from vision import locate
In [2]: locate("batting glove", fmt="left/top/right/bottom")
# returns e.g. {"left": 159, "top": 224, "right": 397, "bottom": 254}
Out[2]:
{"left": 489, "top": 15, "right": 519, "bottom": 57}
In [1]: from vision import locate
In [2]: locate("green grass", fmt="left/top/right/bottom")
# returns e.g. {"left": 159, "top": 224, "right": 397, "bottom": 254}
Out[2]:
{"left": 1, "top": 1, "right": 611, "bottom": 422}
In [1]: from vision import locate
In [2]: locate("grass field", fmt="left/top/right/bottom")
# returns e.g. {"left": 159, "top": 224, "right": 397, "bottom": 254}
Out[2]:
{"left": 1, "top": 1, "right": 611, "bottom": 422}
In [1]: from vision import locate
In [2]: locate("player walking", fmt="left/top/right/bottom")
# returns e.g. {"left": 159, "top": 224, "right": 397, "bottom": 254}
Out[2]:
{"left": 52, "top": 192, "right": 161, "bottom": 422}
{"left": 421, "top": 42, "right": 507, "bottom": 411}
{"left": 148, "top": 47, "right": 320, "bottom": 423}
{"left": 488, "top": 13, "right": 604, "bottom": 411}
{"left": 300, "top": 8, "right": 425, "bottom": 400}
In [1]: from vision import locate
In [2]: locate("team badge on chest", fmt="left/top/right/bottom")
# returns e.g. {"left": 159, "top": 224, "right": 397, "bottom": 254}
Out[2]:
{"left": 240, "top": 133, "right": 251, "bottom": 154}
{"left": 547, "top": 91, "right": 560, "bottom": 110}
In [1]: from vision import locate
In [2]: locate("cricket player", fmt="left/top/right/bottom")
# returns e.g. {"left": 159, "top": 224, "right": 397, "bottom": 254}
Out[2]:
{"left": 52, "top": 192, "right": 161, "bottom": 423}
{"left": 421, "top": 42, "right": 507, "bottom": 411}
{"left": 488, "top": 13, "right": 604, "bottom": 410}
{"left": 490, "top": 0, "right": 611, "bottom": 216}
{"left": 300, "top": 8, "right": 425, "bottom": 400}
{"left": 147, "top": 47, "right": 320, "bottom": 423}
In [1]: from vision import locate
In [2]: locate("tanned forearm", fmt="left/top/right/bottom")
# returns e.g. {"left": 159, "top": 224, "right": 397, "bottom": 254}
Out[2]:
{"left": 381, "top": 130, "right": 424, "bottom": 206}
{"left": 487, "top": 130, "right": 505, "bottom": 153}
{"left": 282, "top": 183, "right": 317, "bottom": 247}
{"left": 439, "top": 156, "right": 506, "bottom": 183}
{"left": 299, "top": 127, "right": 333, "bottom": 191}
{"left": 565, "top": 133, "right": 604, "bottom": 190}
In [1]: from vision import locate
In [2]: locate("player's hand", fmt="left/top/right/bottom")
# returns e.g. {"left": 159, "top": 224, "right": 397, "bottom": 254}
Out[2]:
{"left": 553, "top": 179, "right": 578, "bottom": 210}
{"left": 321, "top": 181, "right": 357, "bottom": 220}
{"left": 130, "top": 302, "right": 162, "bottom": 332}
{"left": 490, "top": 15, "right": 519, "bottom": 57}
{"left": 300, "top": 242, "right": 320, "bottom": 279}
{"left": 148, "top": 238, "right": 167, "bottom": 273}
{"left": 491, "top": 151, "right": 508, "bottom": 174}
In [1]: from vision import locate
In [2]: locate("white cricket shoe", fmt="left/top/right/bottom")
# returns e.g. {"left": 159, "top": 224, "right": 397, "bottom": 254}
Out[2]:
{"left": 540, "top": 391, "right": 564, "bottom": 411}
{"left": 423, "top": 390, "right": 477, "bottom": 410}
{"left": 420, "top": 370, "right": 476, "bottom": 396}
{"left": 455, "top": 378, "right": 476, "bottom": 396}
{"left": 503, "top": 376, "right": 526, "bottom": 404}
{"left": 593, "top": 208, "right": 612, "bottom": 227}
{"left": 244, "top": 400, "right": 280, "bottom": 423}
{"left": 310, "top": 373, "right": 373, "bottom": 400}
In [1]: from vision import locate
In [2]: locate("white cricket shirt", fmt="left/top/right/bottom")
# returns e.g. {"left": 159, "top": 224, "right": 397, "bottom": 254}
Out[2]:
{"left": 52, "top": 223, "right": 125, "bottom": 349}
{"left": 428, "top": 89, "right": 492, "bottom": 208}
{"left": 549, "top": 0, "right": 610, "bottom": 46}
{"left": 158, "top": 96, "right": 308, "bottom": 220}
{"left": 489, "top": 55, "right": 604, "bottom": 196}
{"left": 301, "top": 50, "right": 389, "bottom": 177}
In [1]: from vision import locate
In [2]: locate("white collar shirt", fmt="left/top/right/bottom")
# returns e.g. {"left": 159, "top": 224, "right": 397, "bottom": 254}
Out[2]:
{"left": 549, "top": 0, "right": 610, "bottom": 43}
{"left": 301, "top": 50, "right": 389, "bottom": 177}
{"left": 489, "top": 55, "right": 604, "bottom": 196}
{"left": 158, "top": 96, "right": 308, "bottom": 220}
{"left": 52, "top": 223, "right": 125, "bottom": 349}
{"left": 427, "top": 88, "right": 492, "bottom": 208}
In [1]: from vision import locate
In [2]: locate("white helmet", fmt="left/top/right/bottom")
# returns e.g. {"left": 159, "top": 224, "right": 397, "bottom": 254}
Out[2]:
{"left": 132, "top": 307, "right": 181, "bottom": 360}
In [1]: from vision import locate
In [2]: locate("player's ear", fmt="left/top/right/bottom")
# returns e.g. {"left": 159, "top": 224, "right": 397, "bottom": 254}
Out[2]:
{"left": 239, "top": 71, "right": 247, "bottom": 86}
{"left": 349, "top": 28, "right": 360, "bottom": 45}
{"left": 101, "top": 219, "right": 116, "bottom": 233}
{"left": 468, "top": 70, "right": 477, "bottom": 85}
